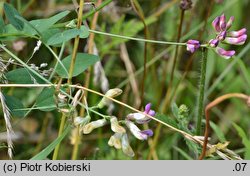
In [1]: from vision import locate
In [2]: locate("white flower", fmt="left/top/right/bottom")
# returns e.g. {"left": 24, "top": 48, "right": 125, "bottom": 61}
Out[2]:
{"left": 126, "top": 103, "right": 155, "bottom": 124}
{"left": 125, "top": 120, "right": 153, "bottom": 140}
{"left": 108, "top": 133, "right": 122, "bottom": 149}
{"left": 83, "top": 119, "right": 107, "bottom": 134}
{"left": 110, "top": 116, "right": 126, "bottom": 133}
{"left": 121, "top": 133, "right": 135, "bottom": 157}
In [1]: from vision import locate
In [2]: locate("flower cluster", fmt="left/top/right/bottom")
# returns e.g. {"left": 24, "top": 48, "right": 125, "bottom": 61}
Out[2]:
{"left": 186, "top": 14, "right": 247, "bottom": 59}
{"left": 209, "top": 14, "right": 247, "bottom": 59}
{"left": 74, "top": 88, "right": 155, "bottom": 157}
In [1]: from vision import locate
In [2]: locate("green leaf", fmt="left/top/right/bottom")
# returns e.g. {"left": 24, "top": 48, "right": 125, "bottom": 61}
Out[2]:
{"left": 232, "top": 123, "right": 250, "bottom": 159}
{"left": 209, "top": 121, "right": 226, "bottom": 142}
{"left": 173, "top": 146, "right": 192, "bottom": 160}
{"left": 46, "top": 26, "right": 89, "bottom": 45}
{"left": 40, "top": 28, "right": 61, "bottom": 43}
{"left": 14, "top": 15, "right": 40, "bottom": 36}
{"left": 0, "top": 11, "right": 70, "bottom": 40}
{"left": 6, "top": 68, "right": 46, "bottom": 84}
{"left": 55, "top": 53, "right": 99, "bottom": 78}
{"left": 155, "top": 113, "right": 178, "bottom": 128}
{"left": 35, "top": 88, "right": 56, "bottom": 112}
{"left": 171, "top": 103, "right": 179, "bottom": 118}
{"left": 3, "top": 3, "right": 24, "bottom": 30}
{"left": 185, "top": 138, "right": 201, "bottom": 156}
{"left": 4, "top": 95, "right": 26, "bottom": 117}
{"left": 31, "top": 125, "right": 71, "bottom": 160}
{"left": 30, "top": 10, "right": 70, "bottom": 33}
{"left": 0, "top": 16, "right": 5, "bottom": 34}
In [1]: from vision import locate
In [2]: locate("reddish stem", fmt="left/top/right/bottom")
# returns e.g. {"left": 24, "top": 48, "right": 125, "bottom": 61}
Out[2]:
{"left": 199, "top": 93, "right": 249, "bottom": 160}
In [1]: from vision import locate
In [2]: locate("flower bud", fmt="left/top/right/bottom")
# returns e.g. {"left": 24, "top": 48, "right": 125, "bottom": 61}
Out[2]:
{"left": 217, "top": 31, "right": 226, "bottom": 41}
{"left": 186, "top": 40, "right": 200, "bottom": 53}
{"left": 208, "top": 39, "right": 219, "bottom": 47}
{"left": 83, "top": 119, "right": 107, "bottom": 134}
{"left": 212, "top": 16, "right": 221, "bottom": 32}
{"left": 40, "top": 63, "right": 48, "bottom": 68}
{"left": 97, "top": 88, "right": 122, "bottom": 108}
{"left": 219, "top": 14, "right": 226, "bottom": 31}
{"left": 179, "top": 0, "right": 192, "bottom": 10}
{"left": 226, "top": 16, "right": 234, "bottom": 30}
{"left": 178, "top": 104, "right": 189, "bottom": 119}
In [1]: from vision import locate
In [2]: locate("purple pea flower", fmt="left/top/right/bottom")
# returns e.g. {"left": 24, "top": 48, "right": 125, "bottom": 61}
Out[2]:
{"left": 125, "top": 120, "right": 153, "bottom": 140}
{"left": 215, "top": 47, "right": 235, "bottom": 59}
{"left": 186, "top": 39, "right": 200, "bottom": 53}
{"left": 210, "top": 14, "right": 247, "bottom": 59}
{"left": 217, "top": 31, "right": 227, "bottom": 41}
{"left": 209, "top": 39, "right": 219, "bottom": 47}
{"left": 144, "top": 103, "right": 156, "bottom": 116}
{"left": 212, "top": 14, "right": 234, "bottom": 32}
{"left": 127, "top": 103, "right": 155, "bottom": 124}
{"left": 228, "top": 28, "right": 247, "bottom": 37}
{"left": 224, "top": 34, "right": 247, "bottom": 45}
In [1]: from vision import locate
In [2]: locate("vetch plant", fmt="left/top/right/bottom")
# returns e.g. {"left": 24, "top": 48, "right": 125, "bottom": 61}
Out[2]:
{"left": 186, "top": 14, "right": 247, "bottom": 59}
{"left": 73, "top": 88, "right": 155, "bottom": 157}
{"left": 209, "top": 14, "right": 247, "bottom": 59}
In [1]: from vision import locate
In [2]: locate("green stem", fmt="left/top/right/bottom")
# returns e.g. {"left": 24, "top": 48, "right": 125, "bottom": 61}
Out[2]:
{"left": 49, "top": 42, "right": 65, "bottom": 81}
{"left": 52, "top": 0, "right": 84, "bottom": 160}
{"left": 89, "top": 29, "right": 187, "bottom": 46}
{"left": 82, "top": 0, "right": 112, "bottom": 20}
{"left": 196, "top": 48, "right": 208, "bottom": 135}
{"left": 52, "top": 114, "right": 67, "bottom": 160}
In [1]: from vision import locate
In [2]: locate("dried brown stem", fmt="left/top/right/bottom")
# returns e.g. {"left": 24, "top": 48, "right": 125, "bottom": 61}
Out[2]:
{"left": 199, "top": 93, "right": 249, "bottom": 160}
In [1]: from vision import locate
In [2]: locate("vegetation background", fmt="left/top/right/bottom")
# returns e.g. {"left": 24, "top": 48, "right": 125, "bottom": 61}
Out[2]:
{"left": 0, "top": 0, "right": 250, "bottom": 160}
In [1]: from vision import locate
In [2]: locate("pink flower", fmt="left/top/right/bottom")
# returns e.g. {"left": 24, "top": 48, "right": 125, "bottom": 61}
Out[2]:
{"left": 209, "top": 39, "right": 219, "bottom": 47}
{"left": 186, "top": 40, "right": 200, "bottom": 53}
{"left": 228, "top": 28, "right": 247, "bottom": 37}
{"left": 217, "top": 31, "right": 227, "bottom": 41}
{"left": 224, "top": 34, "right": 247, "bottom": 45}
{"left": 215, "top": 47, "right": 235, "bottom": 59}
{"left": 212, "top": 14, "right": 234, "bottom": 32}
{"left": 210, "top": 14, "right": 247, "bottom": 59}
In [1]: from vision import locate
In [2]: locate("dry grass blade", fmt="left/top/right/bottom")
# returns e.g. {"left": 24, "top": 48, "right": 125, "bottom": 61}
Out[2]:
{"left": 0, "top": 90, "right": 14, "bottom": 159}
